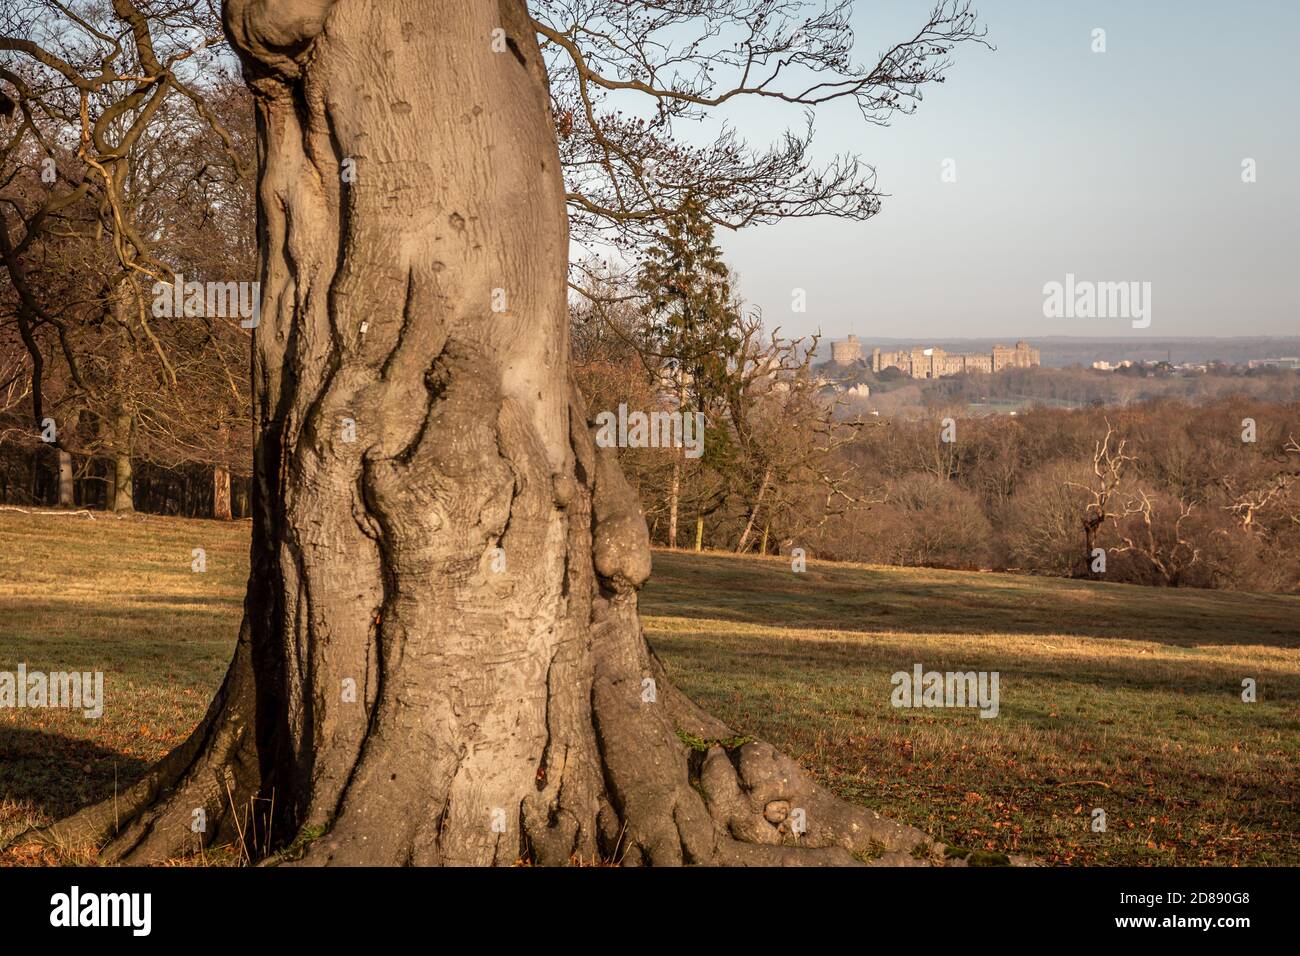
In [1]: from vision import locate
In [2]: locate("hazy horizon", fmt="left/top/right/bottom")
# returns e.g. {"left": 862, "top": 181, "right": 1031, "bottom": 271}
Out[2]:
{"left": 709, "top": 0, "right": 1299, "bottom": 341}
{"left": 810, "top": 333, "right": 1300, "bottom": 368}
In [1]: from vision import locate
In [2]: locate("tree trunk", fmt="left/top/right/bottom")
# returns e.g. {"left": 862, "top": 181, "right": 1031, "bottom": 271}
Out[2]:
{"left": 1083, "top": 520, "right": 1098, "bottom": 577}
{"left": 694, "top": 514, "right": 704, "bottom": 552}
{"left": 111, "top": 453, "right": 133, "bottom": 512}
{"left": 213, "top": 467, "right": 232, "bottom": 520}
{"left": 735, "top": 467, "right": 772, "bottom": 553}
{"left": 212, "top": 422, "right": 234, "bottom": 520}
{"left": 15, "top": 0, "right": 972, "bottom": 868}
{"left": 667, "top": 456, "right": 681, "bottom": 548}
{"left": 108, "top": 409, "right": 134, "bottom": 513}
{"left": 57, "top": 449, "right": 74, "bottom": 507}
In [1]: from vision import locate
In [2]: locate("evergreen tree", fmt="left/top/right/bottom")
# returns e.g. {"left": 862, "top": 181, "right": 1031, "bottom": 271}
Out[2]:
{"left": 636, "top": 196, "right": 742, "bottom": 408}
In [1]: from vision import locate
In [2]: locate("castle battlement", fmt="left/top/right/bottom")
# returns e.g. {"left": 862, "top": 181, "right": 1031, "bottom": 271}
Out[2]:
{"left": 868, "top": 341, "right": 1039, "bottom": 378}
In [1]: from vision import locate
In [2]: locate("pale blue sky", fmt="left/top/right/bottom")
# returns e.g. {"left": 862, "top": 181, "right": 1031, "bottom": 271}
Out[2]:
{"left": 709, "top": 0, "right": 1299, "bottom": 340}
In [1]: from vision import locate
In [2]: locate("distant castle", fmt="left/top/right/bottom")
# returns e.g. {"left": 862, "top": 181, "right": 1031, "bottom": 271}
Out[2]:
{"left": 830, "top": 336, "right": 1040, "bottom": 378}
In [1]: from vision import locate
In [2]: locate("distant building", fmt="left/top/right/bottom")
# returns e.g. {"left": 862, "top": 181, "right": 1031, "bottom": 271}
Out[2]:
{"left": 870, "top": 341, "right": 1039, "bottom": 379}
{"left": 831, "top": 334, "right": 863, "bottom": 365}
{"left": 1248, "top": 357, "right": 1300, "bottom": 369}
{"left": 846, "top": 382, "right": 871, "bottom": 398}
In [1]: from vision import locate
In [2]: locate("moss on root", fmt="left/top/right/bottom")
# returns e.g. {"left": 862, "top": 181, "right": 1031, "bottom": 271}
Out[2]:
{"left": 675, "top": 730, "right": 754, "bottom": 752}
{"left": 943, "top": 844, "right": 1011, "bottom": 866}
{"left": 851, "top": 840, "right": 889, "bottom": 863}
{"left": 268, "top": 824, "right": 328, "bottom": 864}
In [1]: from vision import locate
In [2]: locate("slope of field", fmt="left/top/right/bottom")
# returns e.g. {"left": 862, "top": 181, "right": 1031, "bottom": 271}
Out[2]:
{"left": 0, "top": 511, "right": 1296, "bottom": 865}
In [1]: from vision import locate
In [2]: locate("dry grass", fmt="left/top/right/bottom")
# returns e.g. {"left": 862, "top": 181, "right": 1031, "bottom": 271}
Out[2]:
{"left": 1, "top": 512, "right": 1296, "bottom": 865}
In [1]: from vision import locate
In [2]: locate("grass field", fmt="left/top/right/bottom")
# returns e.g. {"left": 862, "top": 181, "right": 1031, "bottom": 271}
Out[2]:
{"left": 1, "top": 510, "right": 1297, "bottom": 865}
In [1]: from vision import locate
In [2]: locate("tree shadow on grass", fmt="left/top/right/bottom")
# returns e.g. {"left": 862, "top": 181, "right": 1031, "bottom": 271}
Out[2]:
{"left": 652, "top": 626, "right": 1300, "bottom": 714}
{"left": 643, "top": 550, "right": 1300, "bottom": 649}
{"left": 0, "top": 725, "right": 150, "bottom": 821}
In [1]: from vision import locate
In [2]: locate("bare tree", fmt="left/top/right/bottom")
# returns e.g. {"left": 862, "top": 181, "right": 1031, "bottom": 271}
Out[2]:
{"left": 1066, "top": 421, "right": 1144, "bottom": 576}
{"left": 1110, "top": 491, "right": 1203, "bottom": 586}
{"left": 1220, "top": 434, "right": 1300, "bottom": 532}
{"left": 0, "top": 0, "right": 252, "bottom": 511}
{"left": 727, "top": 324, "right": 878, "bottom": 552}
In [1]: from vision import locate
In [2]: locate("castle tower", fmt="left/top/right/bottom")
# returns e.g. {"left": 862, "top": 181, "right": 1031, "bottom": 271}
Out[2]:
{"left": 831, "top": 334, "right": 862, "bottom": 365}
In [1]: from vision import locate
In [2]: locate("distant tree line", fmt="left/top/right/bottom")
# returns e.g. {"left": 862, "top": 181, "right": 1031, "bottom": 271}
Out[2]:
{"left": 788, "top": 398, "right": 1299, "bottom": 592}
